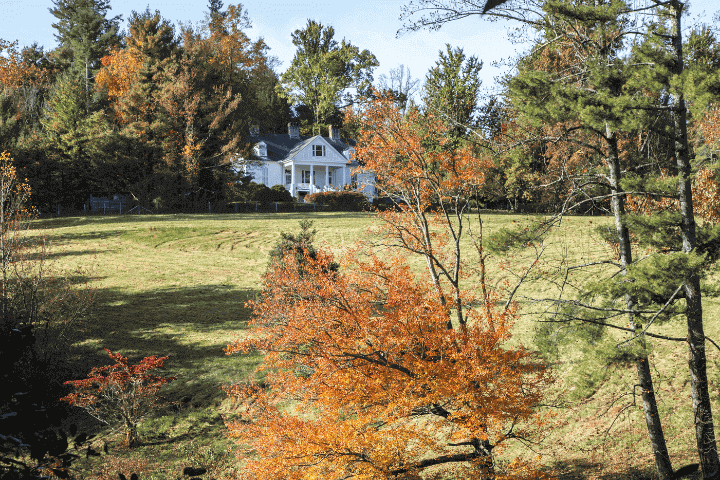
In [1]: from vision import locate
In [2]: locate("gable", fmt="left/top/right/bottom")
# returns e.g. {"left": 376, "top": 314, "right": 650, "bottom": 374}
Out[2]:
{"left": 289, "top": 137, "right": 348, "bottom": 163}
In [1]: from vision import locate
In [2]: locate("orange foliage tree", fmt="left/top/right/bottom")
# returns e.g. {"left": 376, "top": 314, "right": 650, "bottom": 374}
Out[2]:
{"left": 0, "top": 40, "right": 49, "bottom": 94}
{"left": 225, "top": 95, "right": 552, "bottom": 479}
{"left": 95, "top": 47, "right": 143, "bottom": 118}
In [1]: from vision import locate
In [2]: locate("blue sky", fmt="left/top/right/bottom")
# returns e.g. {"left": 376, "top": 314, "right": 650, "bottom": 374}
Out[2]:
{"left": 2, "top": 0, "right": 718, "bottom": 98}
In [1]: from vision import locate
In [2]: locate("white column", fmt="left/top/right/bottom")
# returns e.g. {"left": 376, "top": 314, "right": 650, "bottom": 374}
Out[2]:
{"left": 325, "top": 165, "right": 329, "bottom": 190}
{"left": 290, "top": 164, "right": 295, "bottom": 197}
{"left": 310, "top": 164, "right": 314, "bottom": 193}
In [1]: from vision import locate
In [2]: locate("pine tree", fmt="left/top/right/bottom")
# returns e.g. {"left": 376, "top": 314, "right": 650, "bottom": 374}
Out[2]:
{"left": 42, "top": 72, "right": 106, "bottom": 208}
{"left": 49, "top": 0, "right": 121, "bottom": 103}
{"left": 402, "top": 0, "right": 720, "bottom": 478}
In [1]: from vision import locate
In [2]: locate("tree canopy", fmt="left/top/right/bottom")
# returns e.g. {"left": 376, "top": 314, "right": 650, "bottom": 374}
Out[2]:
{"left": 280, "top": 19, "right": 378, "bottom": 134}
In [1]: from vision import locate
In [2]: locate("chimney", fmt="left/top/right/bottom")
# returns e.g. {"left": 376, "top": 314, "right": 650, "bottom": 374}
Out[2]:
{"left": 249, "top": 124, "right": 259, "bottom": 137}
{"left": 288, "top": 123, "right": 300, "bottom": 139}
{"left": 329, "top": 125, "right": 340, "bottom": 140}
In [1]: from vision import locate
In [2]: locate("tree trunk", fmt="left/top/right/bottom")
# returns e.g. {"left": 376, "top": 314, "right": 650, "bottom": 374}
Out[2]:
{"left": 606, "top": 128, "right": 674, "bottom": 480}
{"left": 669, "top": 3, "right": 720, "bottom": 477}
{"left": 124, "top": 420, "right": 139, "bottom": 448}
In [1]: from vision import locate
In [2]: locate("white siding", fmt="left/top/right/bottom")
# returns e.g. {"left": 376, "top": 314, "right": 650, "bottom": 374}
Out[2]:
{"left": 245, "top": 161, "right": 283, "bottom": 187}
{"left": 357, "top": 172, "right": 376, "bottom": 199}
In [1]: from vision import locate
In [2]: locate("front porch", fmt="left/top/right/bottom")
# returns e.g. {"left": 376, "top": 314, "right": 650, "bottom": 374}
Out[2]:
{"left": 284, "top": 163, "right": 349, "bottom": 198}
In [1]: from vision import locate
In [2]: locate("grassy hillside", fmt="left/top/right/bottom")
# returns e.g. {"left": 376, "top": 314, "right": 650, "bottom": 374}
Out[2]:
{"left": 32, "top": 212, "right": 375, "bottom": 480}
{"left": 26, "top": 212, "right": 719, "bottom": 479}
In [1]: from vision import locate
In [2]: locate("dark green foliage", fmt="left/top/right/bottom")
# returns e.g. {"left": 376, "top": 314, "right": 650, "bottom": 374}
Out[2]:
{"left": 267, "top": 220, "right": 338, "bottom": 274}
{"left": 233, "top": 179, "right": 293, "bottom": 205}
{"left": 485, "top": 218, "right": 547, "bottom": 253}
{"left": 270, "top": 185, "right": 293, "bottom": 203}
{"left": 0, "top": 96, "right": 22, "bottom": 151}
{"left": 42, "top": 72, "right": 107, "bottom": 208}
{"left": 305, "top": 191, "right": 369, "bottom": 211}
{"left": 0, "top": 303, "right": 94, "bottom": 478}
{"left": 253, "top": 70, "right": 293, "bottom": 136}
{"left": 49, "top": 0, "right": 121, "bottom": 95}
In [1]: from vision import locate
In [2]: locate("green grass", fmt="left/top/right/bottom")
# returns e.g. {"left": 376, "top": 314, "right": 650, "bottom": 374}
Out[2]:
{"left": 30, "top": 212, "right": 374, "bottom": 479}
{"left": 29, "top": 211, "right": 717, "bottom": 479}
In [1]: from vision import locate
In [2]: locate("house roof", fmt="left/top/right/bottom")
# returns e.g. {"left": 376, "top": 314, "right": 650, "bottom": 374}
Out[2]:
{"left": 248, "top": 133, "right": 356, "bottom": 163}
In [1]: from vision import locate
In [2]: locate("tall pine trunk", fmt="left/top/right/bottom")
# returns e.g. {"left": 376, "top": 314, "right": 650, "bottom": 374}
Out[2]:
{"left": 669, "top": 3, "right": 720, "bottom": 476}
{"left": 606, "top": 129, "right": 674, "bottom": 480}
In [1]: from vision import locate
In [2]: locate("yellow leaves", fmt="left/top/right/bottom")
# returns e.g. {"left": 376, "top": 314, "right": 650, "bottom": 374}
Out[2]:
{"left": 96, "top": 47, "right": 142, "bottom": 100}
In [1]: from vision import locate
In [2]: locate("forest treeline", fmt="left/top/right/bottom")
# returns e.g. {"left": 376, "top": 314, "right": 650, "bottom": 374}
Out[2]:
{"left": 12, "top": 0, "right": 720, "bottom": 218}
{"left": 18, "top": 0, "right": 720, "bottom": 216}
{"left": 0, "top": 1, "right": 296, "bottom": 212}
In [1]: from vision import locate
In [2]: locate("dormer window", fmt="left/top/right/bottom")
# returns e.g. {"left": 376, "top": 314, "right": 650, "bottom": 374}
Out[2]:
{"left": 255, "top": 142, "right": 267, "bottom": 157}
{"left": 313, "top": 145, "right": 325, "bottom": 156}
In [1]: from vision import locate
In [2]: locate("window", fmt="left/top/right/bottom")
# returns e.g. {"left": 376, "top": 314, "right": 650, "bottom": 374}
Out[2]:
{"left": 312, "top": 145, "right": 325, "bottom": 156}
{"left": 328, "top": 172, "right": 333, "bottom": 184}
{"left": 302, "top": 170, "right": 311, "bottom": 183}
{"left": 285, "top": 171, "right": 292, "bottom": 185}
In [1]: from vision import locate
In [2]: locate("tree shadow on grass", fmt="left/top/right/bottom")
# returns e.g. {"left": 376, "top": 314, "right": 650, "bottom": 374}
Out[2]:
{"left": 68, "top": 283, "right": 260, "bottom": 406}
{"left": 25, "top": 249, "right": 114, "bottom": 262}
{"left": 61, "top": 283, "right": 263, "bottom": 456}
{"left": 49, "top": 229, "right": 127, "bottom": 244}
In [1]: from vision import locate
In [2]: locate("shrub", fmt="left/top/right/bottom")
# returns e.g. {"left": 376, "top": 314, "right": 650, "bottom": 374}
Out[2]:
{"left": 61, "top": 350, "right": 175, "bottom": 447}
{"left": 305, "top": 191, "right": 368, "bottom": 211}
{"left": 269, "top": 185, "right": 293, "bottom": 203}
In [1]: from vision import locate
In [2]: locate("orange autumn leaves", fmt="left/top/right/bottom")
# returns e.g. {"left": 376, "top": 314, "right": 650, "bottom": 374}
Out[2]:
{"left": 96, "top": 47, "right": 142, "bottom": 102}
{"left": 225, "top": 95, "right": 551, "bottom": 479}
{"left": 225, "top": 250, "right": 550, "bottom": 480}
{"left": 352, "top": 94, "right": 491, "bottom": 209}
{"left": 0, "top": 40, "right": 50, "bottom": 93}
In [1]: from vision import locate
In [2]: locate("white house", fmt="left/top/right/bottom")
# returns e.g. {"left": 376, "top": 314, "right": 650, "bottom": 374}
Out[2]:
{"left": 234, "top": 123, "right": 375, "bottom": 201}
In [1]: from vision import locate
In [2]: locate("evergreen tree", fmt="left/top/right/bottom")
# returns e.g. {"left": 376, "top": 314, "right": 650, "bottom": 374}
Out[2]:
{"left": 42, "top": 72, "right": 106, "bottom": 207}
{"left": 403, "top": 0, "right": 720, "bottom": 478}
{"left": 49, "top": 0, "right": 121, "bottom": 102}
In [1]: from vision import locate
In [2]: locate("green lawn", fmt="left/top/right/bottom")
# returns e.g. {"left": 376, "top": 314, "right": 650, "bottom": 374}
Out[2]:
{"left": 33, "top": 212, "right": 375, "bottom": 480}
{"left": 29, "top": 211, "right": 718, "bottom": 479}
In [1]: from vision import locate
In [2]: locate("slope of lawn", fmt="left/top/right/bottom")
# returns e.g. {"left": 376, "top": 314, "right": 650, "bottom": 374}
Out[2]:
{"left": 33, "top": 212, "right": 376, "bottom": 480}
{"left": 29, "top": 211, "right": 719, "bottom": 479}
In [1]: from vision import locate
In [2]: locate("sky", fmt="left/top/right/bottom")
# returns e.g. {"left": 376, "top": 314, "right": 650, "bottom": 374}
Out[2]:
{"left": 2, "top": 0, "right": 719, "bottom": 99}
